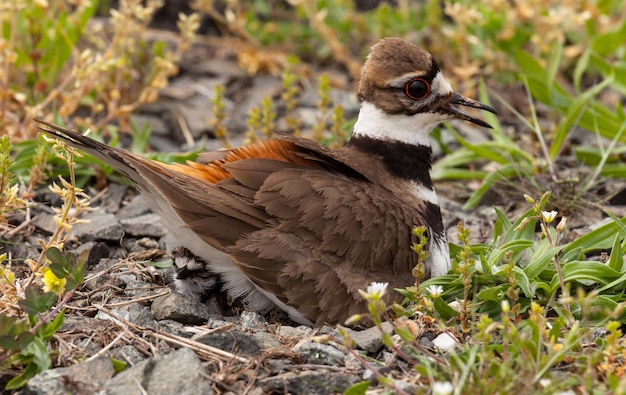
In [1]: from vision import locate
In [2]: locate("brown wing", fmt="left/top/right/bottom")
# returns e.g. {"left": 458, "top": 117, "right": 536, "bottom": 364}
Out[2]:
{"left": 224, "top": 168, "right": 423, "bottom": 325}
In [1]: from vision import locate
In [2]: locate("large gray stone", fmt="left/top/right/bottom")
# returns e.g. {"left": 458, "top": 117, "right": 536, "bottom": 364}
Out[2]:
{"left": 70, "top": 213, "right": 123, "bottom": 242}
{"left": 119, "top": 213, "right": 166, "bottom": 237}
{"left": 100, "top": 347, "right": 214, "bottom": 395}
{"left": 116, "top": 194, "right": 152, "bottom": 219}
{"left": 259, "top": 371, "right": 358, "bottom": 395}
{"left": 296, "top": 342, "right": 346, "bottom": 366}
{"left": 342, "top": 322, "right": 393, "bottom": 353}
{"left": 151, "top": 292, "right": 212, "bottom": 325}
{"left": 198, "top": 330, "right": 261, "bottom": 356}
{"left": 23, "top": 356, "right": 115, "bottom": 395}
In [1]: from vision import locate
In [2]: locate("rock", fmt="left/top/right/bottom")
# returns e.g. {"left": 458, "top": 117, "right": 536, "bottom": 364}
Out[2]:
{"left": 111, "top": 273, "right": 138, "bottom": 288}
{"left": 116, "top": 194, "right": 153, "bottom": 219}
{"left": 96, "top": 306, "right": 130, "bottom": 323}
{"left": 432, "top": 332, "right": 458, "bottom": 352}
{"left": 296, "top": 342, "right": 346, "bottom": 366}
{"left": 124, "top": 280, "right": 158, "bottom": 298}
{"left": 31, "top": 212, "right": 57, "bottom": 234}
{"left": 135, "top": 237, "right": 160, "bottom": 249}
{"left": 128, "top": 303, "right": 158, "bottom": 330}
{"left": 130, "top": 113, "right": 169, "bottom": 137}
{"left": 180, "top": 55, "right": 245, "bottom": 79}
{"left": 259, "top": 371, "right": 358, "bottom": 395}
{"left": 197, "top": 330, "right": 261, "bottom": 356}
{"left": 155, "top": 319, "right": 188, "bottom": 337}
{"left": 393, "top": 379, "right": 420, "bottom": 394}
{"left": 23, "top": 356, "right": 114, "bottom": 395}
{"left": 70, "top": 213, "right": 124, "bottom": 242}
{"left": 252, "top": 331, "right": 283, "bottom": 350}
{"left": 174, "top": 91, "right": 219, "bottom": 138}
{"left": 344, "top": 352, "right": 363, "bottom": 370}
{"left": 110, "top": 345, "right": 147, "bottom": 366}
{"left": 240, "top": 311, "right": 266, "bottom": 330}
{"left": 119, "top": 213, "right": 166, "bottom": 237}
{"left": 278, "top": 325, "right": 312, "bottom": 339}
{"left": 342, "top": 322, "right": 393, "bottom": 353}
{"left": 2, "top": 236, "right": 39, "bottom": 262}
{"left": 71, "top": 241, "right": 111, "bottom": 267}
{"left": 419, "top": 334, "right": 436, "bottom": 349}
{"left": 98, "top": 183, "right": 129, "bottom": 213}
{"left": 151, "top": 292, "right": 212, "bottom": 324}
{"left": 100, "top": 347, "right": 214, "bottom": 395}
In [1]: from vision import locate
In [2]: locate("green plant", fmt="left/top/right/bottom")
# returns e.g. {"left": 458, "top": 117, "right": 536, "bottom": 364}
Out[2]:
{"left": 341, "top": 193, "right": 626, "bottom": 394}
{"left": 1, "top": 0, "right": 199, "bottom": 139}
{"left": 210, "top": 84, "right": 230, "bottom": 148}
{"left": 281, "top": 57, "right": 303, "bottom": 136}
{"left": 0, "top": 137, "right": 88, "bottom": 389}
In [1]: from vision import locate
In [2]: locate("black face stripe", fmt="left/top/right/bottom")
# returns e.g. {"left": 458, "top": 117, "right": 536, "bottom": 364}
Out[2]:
{"left": 425, "top": 58, "right": 441, "bottom": 84}
{"left": 422, "top": 201, "right": 444, "bottom": 238}
{"left": 348, "top": 135, "right": 434, "bottom": 187}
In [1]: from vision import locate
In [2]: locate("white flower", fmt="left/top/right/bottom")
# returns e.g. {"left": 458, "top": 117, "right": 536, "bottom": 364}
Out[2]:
{"left": 432, "top": 381, "right": 454, "bottom": 395}
{"left": 426, "top": 285, "right": 444, "bottom": 298}
{"left": 541, "top": 210, "right": 558, "bottom": 223}
{"left": 359, "top": 282, "right": 388, "bottom": 301}
{"left": 539, "top": 379, "right": 552, "bottom": 388}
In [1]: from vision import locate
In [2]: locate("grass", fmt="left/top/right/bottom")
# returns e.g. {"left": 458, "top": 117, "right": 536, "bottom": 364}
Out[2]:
{"left": 0, "top": 0, "right": 625, "bottom": 392}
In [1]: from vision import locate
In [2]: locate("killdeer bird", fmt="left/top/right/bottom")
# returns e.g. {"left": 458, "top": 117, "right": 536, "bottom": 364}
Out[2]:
{"left": 37, "top": 38, "right": 496, "bottom": 325}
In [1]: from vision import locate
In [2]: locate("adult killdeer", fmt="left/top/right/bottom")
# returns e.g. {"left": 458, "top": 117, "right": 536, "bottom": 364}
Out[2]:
{"left": 37, "top": 38, "right": 496, "bottom": 326}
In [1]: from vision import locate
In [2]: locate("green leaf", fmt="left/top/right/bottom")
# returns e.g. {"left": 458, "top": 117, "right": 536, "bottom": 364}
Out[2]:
{"left": 18, "top": 286, "right": 57, "bottom": 316}
{"left": 130, "top": 120, "right": 152, "bottom": 153}
{"left": 145, "top": 259, "right": 174, "bottom": 269}
{"left": 550, "top": 75, "right": 615, "bottom": 160}
{"left": 552, "top": 261, "right": 622, "bottom": 291}
{"left": 512, "top": 266, "right": 535, "bottom": 298}
{"left": 463, "top": 163, "right": 532, "bottom": 210}
{"left": 546, "top": 41, "right": 563, "bottom": 100}
{"left": 45, "top": 247, "right": 64, "bottom": 266}
{"left": 48, "top": 261, "right": 68, "bottom": 279}
{"left": 597, "top": 272, "right": 626, "bottom": 293}
{"left": 591, "top": 18, "right": 626, "bottom": 55}
{"left": 476, "top": 284, "right": 505, "bottom": 301}
{"left": 573, "top": 47, "right": 592, "bottom": 92}
{"left": 344, "top": 381, "right": 371, "bottom": 395}
{"left": 523, "top": 241, "right": 564, "bottom": 280}
{"left": 487, "top": 240, "right": 534, "bottom": 267}
{"left": 607, "top": 235, "right": 624, "bottom": 272}
{"left": 41, "top": 309, "right": 65, "bottom": 341}
{"left": 500, "top": 208, "right": 537, "bottom": 245}
{"left": 564, "top": 216, "right": 626, "bottom": 254}
{"left": 110, "top": 358, "right": 128, "bottom": 374}
{"left": 5, "top": 361, "right": 40, "bottom": 390}
{"left": 434, "top": 296, "right": 459, "bottom": 320}
{"left": 492, "top": 206, "right": 513, "bottom": 241}
{"left": 66, "top": 249, "right": 88, "bottom": 291}
{"left": 23, "top": 336, "right": 51, "bottom": 372}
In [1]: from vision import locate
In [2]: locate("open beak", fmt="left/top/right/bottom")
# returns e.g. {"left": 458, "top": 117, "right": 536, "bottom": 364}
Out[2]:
{"left": 443, "top": 93, "right": 498, "bottom": 128}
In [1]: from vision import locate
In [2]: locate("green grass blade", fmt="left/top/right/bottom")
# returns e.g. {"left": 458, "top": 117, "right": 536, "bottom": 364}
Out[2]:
{"left": 550, "top": 75, "right": 615, "bottom": 160}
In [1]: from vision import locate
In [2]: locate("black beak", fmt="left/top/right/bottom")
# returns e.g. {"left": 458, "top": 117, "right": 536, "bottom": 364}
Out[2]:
{"left": 443, "top": 92, "right": 498, "bottom": 128}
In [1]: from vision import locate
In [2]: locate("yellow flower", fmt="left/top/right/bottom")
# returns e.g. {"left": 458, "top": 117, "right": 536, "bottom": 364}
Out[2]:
{"left": 43, "top": 268, "right": 66, "bottom": 296}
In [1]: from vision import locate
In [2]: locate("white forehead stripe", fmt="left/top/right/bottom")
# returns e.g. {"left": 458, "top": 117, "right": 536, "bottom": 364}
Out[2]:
{"left": 431, "top": 71, "right": 453, "bottom": 96}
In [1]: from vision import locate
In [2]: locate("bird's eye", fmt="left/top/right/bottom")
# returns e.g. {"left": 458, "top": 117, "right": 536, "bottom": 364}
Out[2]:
{"left": 405, "top": 78, "right": 430, "bottom": 100}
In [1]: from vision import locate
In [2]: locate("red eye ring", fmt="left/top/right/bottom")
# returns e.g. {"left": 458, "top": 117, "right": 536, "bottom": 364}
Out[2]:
{"left": 405, "top": 78, "right": 430, "bottom": 100}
